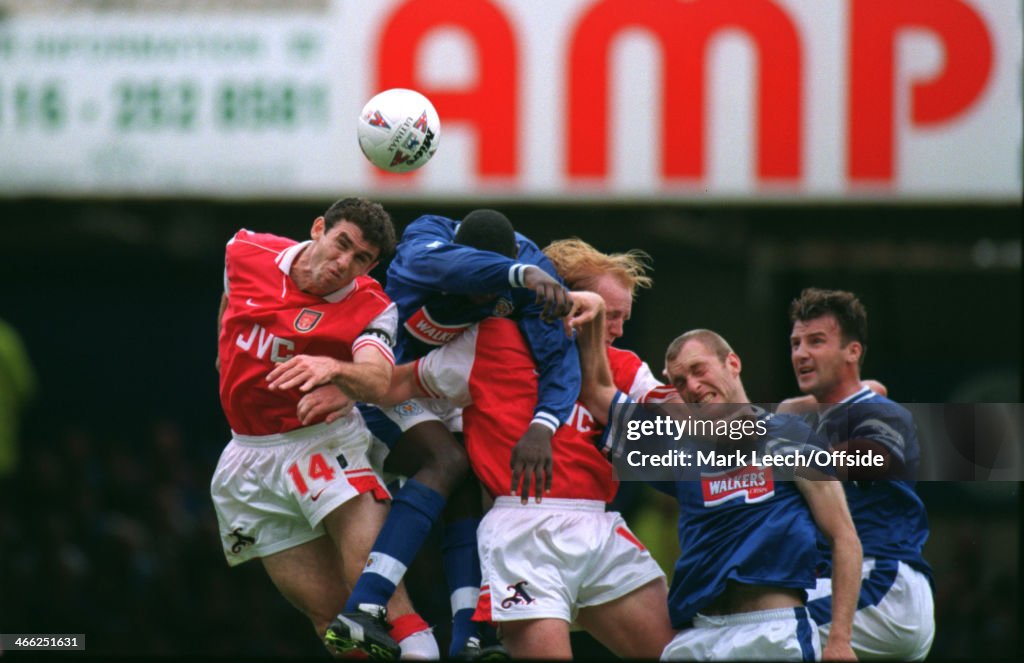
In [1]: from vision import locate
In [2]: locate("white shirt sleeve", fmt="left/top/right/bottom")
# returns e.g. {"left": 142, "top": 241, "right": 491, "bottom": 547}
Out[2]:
{"left": 353, "top": 302, "right": 399, "bottom": 365}
{"left": 414, "top": 325, "right": 479, "bottom": 408}
{"left": 629, "top": 360, "right": 665, "bottom": 401}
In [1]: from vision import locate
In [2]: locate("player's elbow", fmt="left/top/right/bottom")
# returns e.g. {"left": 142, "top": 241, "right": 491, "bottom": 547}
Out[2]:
{"left": 827, "top": 525, "right": 862, "bottom": 563}
{"left": 579, "top": 385, "right": 612, "bottom": 425}
{"left": 364, "top": 379, "right": 391, "bottom": 405}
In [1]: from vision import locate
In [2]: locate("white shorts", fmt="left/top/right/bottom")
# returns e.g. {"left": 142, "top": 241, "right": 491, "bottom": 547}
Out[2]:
{"left": 211, "top": 416, "right": 391, "bottom": 566}
{"left": 473, "top": 497, "right": 666, "bottom": 623}
{"left": 383, "top": 397, "right": 463, "bottom": 434}
{"left": 660, "top": 606, "right": 820, "bottom": 661}
{"left": 806, "top": 558, "right": 934, "bottom": 660}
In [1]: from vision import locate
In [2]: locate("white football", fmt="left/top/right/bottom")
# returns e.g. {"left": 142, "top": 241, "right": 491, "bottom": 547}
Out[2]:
{"left": 357, "top": 88, "right": 441, "bottom": 173}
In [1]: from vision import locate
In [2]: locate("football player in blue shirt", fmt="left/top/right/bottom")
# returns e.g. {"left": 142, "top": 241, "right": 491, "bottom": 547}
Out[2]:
{"left": 574, "top": 296, "right": 861, "bottom": 661}
{"left": 786, "top": 288, "right": 934, "bottom": 660}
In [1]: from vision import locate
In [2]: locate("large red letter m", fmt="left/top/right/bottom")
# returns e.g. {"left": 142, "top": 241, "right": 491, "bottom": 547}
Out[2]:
{"left": 568, "top": 0, "right": 802, "bottom": 184}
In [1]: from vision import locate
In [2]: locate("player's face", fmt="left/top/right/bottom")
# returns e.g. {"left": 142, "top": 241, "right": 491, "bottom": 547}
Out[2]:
{"left": 591, "top": 273, "right": 632, "bottom": 346}
{"left": 665, "top": 340, "right": 742, "bottom": 404}
{"left": 308, "top": 218, "right": 380, "bottom": 293}
{"left": 467, "top": 293, "right": 499, "bottom": 305}
{"left": 790, "top": 315, "right": 858, "bottom": 396}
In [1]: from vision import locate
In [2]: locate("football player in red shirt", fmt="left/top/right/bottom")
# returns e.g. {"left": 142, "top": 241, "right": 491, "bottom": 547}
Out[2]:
{"left": 211, "top": 197, "right": 435, "bottom": 659}
{"left": 380, "top": 314, "right": 675, "bottom": 659}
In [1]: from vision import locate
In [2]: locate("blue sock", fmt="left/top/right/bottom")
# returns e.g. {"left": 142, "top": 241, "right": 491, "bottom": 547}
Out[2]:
{"left": 443, "top": 518, "right": 482, "bottom": 656}
{"left": 344, "top": 479, "right": 447, "bottom": 612}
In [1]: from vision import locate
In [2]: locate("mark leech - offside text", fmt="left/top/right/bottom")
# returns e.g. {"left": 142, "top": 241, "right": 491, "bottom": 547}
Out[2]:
{"left": 624, "top": 448, "right": 885, "bottom": 468}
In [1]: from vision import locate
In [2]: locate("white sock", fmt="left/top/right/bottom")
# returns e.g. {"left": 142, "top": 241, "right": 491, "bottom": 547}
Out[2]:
{"left": 399, "top": 629, "right": 439, "bottom": 660}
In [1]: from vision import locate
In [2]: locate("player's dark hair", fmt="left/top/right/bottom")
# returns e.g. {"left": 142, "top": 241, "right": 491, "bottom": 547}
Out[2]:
{"left": 454, "top": 209, "right": 518, "bottom": 259}
{"left": 789, "top": 288, "right": 868, "bottom": 366}
{"left": 323, "top": 197, "right": 397, "bottom": 261}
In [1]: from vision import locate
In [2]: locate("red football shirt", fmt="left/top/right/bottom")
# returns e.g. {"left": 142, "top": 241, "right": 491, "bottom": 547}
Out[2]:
{"left": 218, "top": 229, "right": 395, "bottom": 436}
{"left": 415, "top": 318, "right": 663, "bottom": 502}
{"left": 563, "top": 346, "right": 667, "bottom": 441}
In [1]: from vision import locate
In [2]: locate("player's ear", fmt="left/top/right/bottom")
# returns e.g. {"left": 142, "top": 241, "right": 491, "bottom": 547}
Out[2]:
{"left": 726, "top": 352, "right": 742, "bottom": 377}
{"left": 845, "top": 341, "right": 863, "bottom": 365}
{"left": 311, "top": 216, "right": 326, "bottom": 240}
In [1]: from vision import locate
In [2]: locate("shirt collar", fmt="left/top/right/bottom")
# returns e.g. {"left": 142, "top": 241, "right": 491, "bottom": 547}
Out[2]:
{"left": 819, "top": 385, "right": 874, "bottom": 422}
{"left": 840, "top": 385, "right": 874, "bottom": 404}
{"left": 276, "top": 240, "right": 309, "bottom": 276}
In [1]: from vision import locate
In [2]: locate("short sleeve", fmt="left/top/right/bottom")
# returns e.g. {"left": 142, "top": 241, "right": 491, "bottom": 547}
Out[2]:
{"left": 353, "top": 303, "right": 399, "bottom": 365}
{"left": 414, "top": 325, "right": 480, "bottom": 407}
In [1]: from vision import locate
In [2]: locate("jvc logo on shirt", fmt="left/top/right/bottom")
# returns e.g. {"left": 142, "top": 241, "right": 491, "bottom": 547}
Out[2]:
{"left": 701, "top": 464, "right": 775, "bottom": 507}
{"left": 566, "top": 403, "right": 595, "bottom": 433}
{"left": 235, "top": 323, "right": 295, "bottom": 362}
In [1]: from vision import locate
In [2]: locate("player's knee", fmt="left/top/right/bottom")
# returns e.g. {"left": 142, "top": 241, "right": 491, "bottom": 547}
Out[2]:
{"left": 398, "top": 421, "right": 470, "bottom": 488}
{"left": 425, "top": 439, "right": 469, "bottom": 480}
{"left": 309, "top": 611, "right": 336, "bottom": 642}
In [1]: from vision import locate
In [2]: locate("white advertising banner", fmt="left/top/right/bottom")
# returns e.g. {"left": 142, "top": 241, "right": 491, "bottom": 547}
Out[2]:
{"left": 0, "top": 0, "right": 1020, "bottom": 201}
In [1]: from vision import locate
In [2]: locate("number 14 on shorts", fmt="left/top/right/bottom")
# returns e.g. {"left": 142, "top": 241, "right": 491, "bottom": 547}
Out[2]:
{"left": 287, "top": 452, "right": 345, "bottom": 496}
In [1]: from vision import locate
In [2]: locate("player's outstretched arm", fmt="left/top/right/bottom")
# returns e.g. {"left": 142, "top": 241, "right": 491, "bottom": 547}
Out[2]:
{"left": 779, "top": 380, "right": 889, "bottom": 414}
{"left": 575, "top": 295, "right": 616, "bottom": 425}
{"left": 796, "top": 477, "right": 861, "bottom": 661}
{"left": 776, "top": 395, "right": 816, "bottom": 415}
{"left": 398, "top": 216, "right": 572, "bottom": 319}
{"left": 292, "top": 360, "right": 428, "bottom": 427}
{"left": 266, "top": 346, "right": 394, "bottom": 403}
{"left": 861, "top": 379, "right": 887, "bottom": 397}
{"left": 375, "top": 361, "right": 428, "bottom": 407}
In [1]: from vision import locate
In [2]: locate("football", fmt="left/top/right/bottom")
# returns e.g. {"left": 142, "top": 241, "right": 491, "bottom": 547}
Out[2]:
{"left": 357, "top": 88, "right": 441, "bottom": 173}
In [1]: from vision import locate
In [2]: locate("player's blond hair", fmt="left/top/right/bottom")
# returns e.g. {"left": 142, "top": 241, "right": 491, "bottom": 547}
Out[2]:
{"left": 543, "top": 238, "right": 653, "bottom": 298}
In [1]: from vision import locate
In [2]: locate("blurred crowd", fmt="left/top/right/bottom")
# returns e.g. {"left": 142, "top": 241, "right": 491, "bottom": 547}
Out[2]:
{"left": 0, "top": 419, "right": 322, "bottom": 655}
{"left": 0, "top": 417, "right": 1019, "bottom": 657}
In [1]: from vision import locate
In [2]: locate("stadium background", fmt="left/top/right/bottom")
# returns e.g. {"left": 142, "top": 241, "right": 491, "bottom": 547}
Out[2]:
{"left": 0, "top": 0, "right": 1020, "bottom": 658}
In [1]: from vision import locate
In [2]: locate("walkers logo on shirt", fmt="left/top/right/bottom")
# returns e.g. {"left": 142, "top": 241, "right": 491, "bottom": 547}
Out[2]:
{"left": 404, "top": 306, "right": 473, "bottom": 346}
{"left": 294, "top": 308, "right": 323, "bottom": 333}
{"left": 701, "top": 464, "right": 775, "bottom": 507}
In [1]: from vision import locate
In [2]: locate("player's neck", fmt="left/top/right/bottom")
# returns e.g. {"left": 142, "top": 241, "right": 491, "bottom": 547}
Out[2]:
{"left": 817, "top": 377, "right": 863, "bottom": 404}
{"left": 289, "top": 247, "right": 321, "bottom": 295}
